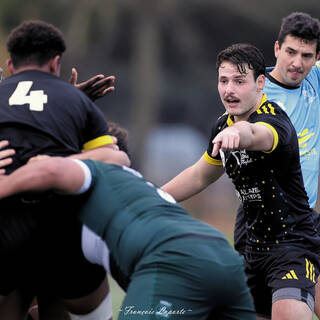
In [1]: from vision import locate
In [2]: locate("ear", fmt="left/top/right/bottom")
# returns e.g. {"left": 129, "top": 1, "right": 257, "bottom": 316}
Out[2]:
{"left": 49, "top": 55, "right": 61, "bottom": 76}
{"left": 274, "top": 41, "right": 280, "bottom": 59}
{"left": 6, "top": 59, "right": 15, "bottom": 75}
{"left": 256, "top": 74, "right": 265, "bottom": 91}
{"left": 316, "top": 51, "right": 320, "bottom": 61}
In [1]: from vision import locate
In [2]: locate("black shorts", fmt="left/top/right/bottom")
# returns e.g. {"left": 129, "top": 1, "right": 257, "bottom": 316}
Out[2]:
{"left": 244, "top": 246, "right": 320, "bottom": 318}
{"left": 234, "top": 204, "right": 247, "bottom": 255}
{"left": 0, "top": 196, "right": 106, "bottom": 299}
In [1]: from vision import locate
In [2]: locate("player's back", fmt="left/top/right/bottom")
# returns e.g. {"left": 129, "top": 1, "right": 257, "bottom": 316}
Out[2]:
{"left": 0, "top": 70, "right": 108, "bottom": 172}
{"left": 77, "top": 160, "right": 229, "bottom": 281}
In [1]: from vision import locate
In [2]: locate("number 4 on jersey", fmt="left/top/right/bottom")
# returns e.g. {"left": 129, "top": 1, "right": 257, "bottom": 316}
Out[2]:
{"left": 9, "top": 81, "right": 48, "bottom": 111}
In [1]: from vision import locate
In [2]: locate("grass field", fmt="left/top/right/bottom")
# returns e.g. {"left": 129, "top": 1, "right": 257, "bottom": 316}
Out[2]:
{"left": 109, "top": 276, "right": 125, "bottom": 319}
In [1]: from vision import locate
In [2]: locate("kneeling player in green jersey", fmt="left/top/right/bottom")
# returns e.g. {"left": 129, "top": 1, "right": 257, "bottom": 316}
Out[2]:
{"left": 0, "top": 157, "right": 256, "bottom": 320}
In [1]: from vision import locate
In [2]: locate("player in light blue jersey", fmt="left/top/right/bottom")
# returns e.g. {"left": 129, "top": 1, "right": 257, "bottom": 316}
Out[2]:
{"left": 264, "top": 61, "right": 320, "bottom": 208}
{"left": 233, "top": 12, "right": 320, "bottom": 319}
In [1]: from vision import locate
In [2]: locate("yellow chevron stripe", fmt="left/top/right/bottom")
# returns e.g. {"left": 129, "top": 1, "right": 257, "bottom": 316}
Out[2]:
{"left": 290, "top": 270, "right": 298, "bottom": 279}
{"left": 268, "top": 104, "right": 275, "bottom": 115}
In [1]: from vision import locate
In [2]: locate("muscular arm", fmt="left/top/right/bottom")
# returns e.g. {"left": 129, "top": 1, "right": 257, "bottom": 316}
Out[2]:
{"left": 69, "top": 146, "right": 131, "bottom": 167}
{"left": 0, "top": 157, "right": 85, "bottom": 199}
{"left": 212, "top": 121, "right": 274, "bottom": 157}
{"left": 161, "top": 157, "right": 224, "bottom": 202}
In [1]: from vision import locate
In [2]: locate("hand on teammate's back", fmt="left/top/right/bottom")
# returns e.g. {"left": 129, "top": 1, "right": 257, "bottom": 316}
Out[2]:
{"left": 0, "top": 140, "right": 15, "bottom": 174}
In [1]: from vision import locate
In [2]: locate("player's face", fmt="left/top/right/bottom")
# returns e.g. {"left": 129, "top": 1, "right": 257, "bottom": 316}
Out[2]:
{"left": 218, "top": 61, "right": 265, "bottom": 121}
{"left": 273, "top": 35, "right": 318, "bottom": 87}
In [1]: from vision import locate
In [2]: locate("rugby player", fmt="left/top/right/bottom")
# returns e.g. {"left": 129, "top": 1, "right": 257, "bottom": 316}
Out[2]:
{"left": 162, "top": 43, "right": 320, "bottom": 319}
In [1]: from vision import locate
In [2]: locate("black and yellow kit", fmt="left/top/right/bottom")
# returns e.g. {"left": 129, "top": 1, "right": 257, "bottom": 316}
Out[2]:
{"left": 204, "top": 94, "right": 320, "bottom": 317}
{"left": 0, "top": 70, "right": 111, "bottom": 173}
{"left": 0, "top": 70, "right": 110, "bottom": 297}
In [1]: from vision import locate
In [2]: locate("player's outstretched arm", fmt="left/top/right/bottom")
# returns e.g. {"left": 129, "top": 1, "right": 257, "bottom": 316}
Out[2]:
{"left": 162, "top": 156, "right": 224, "bottom": 202}
{"left": 212, "top": 121, "right": 274, "bottom": 157}
{"left": 69, "top": 67, "right": 115, "bottom": 101}
{"left": 0, "top": 157, "right": 85, "bottom": 199}
{"left": 69, "top": 145, "right": 131, "bottom": 167}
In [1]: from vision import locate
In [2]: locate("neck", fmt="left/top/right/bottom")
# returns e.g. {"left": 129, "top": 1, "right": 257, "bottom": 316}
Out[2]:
{"left": 12, "top": 65, "right": 51, "bottom": 74}
{"left": 269, "top": 67, "right": 282, "bottom": 83}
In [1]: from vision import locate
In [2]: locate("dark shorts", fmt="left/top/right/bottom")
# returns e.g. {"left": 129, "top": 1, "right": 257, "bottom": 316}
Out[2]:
{"left": 234, "top": 204, "right": 246, "bottom": 256}
{"left": 119, "top": 235, "right": 256, "bottom": 320}
{"left": 244, "top": 247, "right": 320, "bottom": 318}
{"left": 0, "top": 196, "right": 106, "bottom": 299}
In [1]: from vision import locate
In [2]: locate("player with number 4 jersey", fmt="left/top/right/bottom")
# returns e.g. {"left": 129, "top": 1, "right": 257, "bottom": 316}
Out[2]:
{"left": 0, "top": 70, "right": 111, "bottom": 173}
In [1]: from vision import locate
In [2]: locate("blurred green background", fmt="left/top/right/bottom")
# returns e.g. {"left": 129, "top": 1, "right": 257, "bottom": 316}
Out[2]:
{"left": 0, "top": 1, "right": 320, "bottom": 318}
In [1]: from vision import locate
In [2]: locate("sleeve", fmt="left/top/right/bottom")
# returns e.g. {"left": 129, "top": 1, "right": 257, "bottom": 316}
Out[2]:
{"left": 309, "top": 62, "right": 320, "bottom": 93}
{"left": 251, "top": 102, "right": 294, "bottom": 151}
{"left": 203, "top": 115, "right": 227, "bottom": 166}
{"left": 82, "top": 101, "right": 113, "bottom": 151}
{"left": 69, "top": 159, "right": 93, "bottom": 194}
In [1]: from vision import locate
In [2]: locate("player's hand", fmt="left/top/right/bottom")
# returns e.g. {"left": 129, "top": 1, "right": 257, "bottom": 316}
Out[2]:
{"left": 211, "top": 127, "right": 240, "bottom": 157}
{"left": 0, "top": 140, "right": 15, "bottom": 174}
{"left": 103, "top": 136, "right": 119, "bottom": 150}
{"left": 28, "top": 155, "right": 51, "bottom": 163}
{"left": 69, "top": 67, "right": 115, "bottom": 101}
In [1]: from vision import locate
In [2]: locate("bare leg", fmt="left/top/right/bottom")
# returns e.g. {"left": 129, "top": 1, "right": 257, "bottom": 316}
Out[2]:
{"left": 314, "top": 277, "right": 320, "bottom": 319}
{"left": 272, "top": 299, "right": 312, "bottom": 320}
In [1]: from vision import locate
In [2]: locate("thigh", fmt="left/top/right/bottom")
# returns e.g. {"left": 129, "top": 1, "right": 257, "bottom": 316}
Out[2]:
{"left": 120, "top": 237, "right": 255, "bottom": 320}
{"left": 234, "top": 204, "right": 247, "bottom": 255}
{"left": 245, "top": 253, "right": 272, "bottom": 318}
{"left": 245, "top": 247, "right": 320, "bottom": 318}
{"left": 272, "top": 298, "right": 312, "bottom": 320}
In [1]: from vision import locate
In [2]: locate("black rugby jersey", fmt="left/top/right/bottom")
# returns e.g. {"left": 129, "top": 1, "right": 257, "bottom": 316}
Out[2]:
{"left": 205, "top": 94, "right": 320, "bottom": 251}
{"left": 0, "top": 70, "right": 110, "bottom": 173}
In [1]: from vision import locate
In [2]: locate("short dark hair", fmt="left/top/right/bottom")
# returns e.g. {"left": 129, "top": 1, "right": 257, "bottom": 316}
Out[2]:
{"left": 216, "top": 43, "right": 265, "bottom": 80}
{"left": 7, "top": 20, "right": 66, "bottom": 68}
{"left": 108, "top": 121, "right": 130, "bottom": 155}
{"left": 277, "top": 12, "right": 320, "bottom": 53}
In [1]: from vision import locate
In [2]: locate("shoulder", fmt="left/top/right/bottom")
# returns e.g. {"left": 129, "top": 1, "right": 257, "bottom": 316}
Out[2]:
{"left": 305, "top": 63, "right": 320, "bottom": 84}
{"left": 253, "top": 99, "right": 286, "bottom": 118}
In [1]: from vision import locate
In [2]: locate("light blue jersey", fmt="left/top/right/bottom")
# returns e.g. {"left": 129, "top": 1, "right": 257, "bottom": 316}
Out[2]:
{"left": 264, "top": 62, "right": 320, "bottom": 208}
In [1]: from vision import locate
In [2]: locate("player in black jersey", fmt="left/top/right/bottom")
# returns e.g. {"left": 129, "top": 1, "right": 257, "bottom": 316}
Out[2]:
{"left": 0, "top": 20, "right": 124, "bottom": 319}
{"left": 162, "top": 43, "right": 320, "bottom": 319}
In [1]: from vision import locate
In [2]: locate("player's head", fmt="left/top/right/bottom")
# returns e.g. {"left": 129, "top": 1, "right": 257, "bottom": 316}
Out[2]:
{"left": 272, "top": 12, "right": 320, "bottom": 87}
{"left": 216, "top": 43, "right": 265, "bottom": 121}
{"left": 277, "top": 12, "right": 320, "bottom": 54}
{"left": 108, "top": 121, "right": 130, "bottom": 155}
{"left": 6, "top": 20, "right": 66, "bottom": 75}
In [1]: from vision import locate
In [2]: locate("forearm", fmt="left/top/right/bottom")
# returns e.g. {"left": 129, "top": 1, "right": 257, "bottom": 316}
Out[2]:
{"left": 162, "top": 167, "right": 208, "bottom": 202}
{"left": 162, "top": 158, "right": 223, "bottom": 202}
{"left": 0, "top": 158, "right": 60, "bottom": 199}
{"left": 212, "top": 121, "right": 274, "bottom": 155}
{"left": 0, "top": 157, "right": 85, "bottom": 200}
{"left": 236, "top": 121, "right": 274, "bottom": 151}
{"left": 232, "top": 121, "right": 255, "bottom": 149}
{"left": 68, "top": 147, "right": 131, "bottom": 167}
